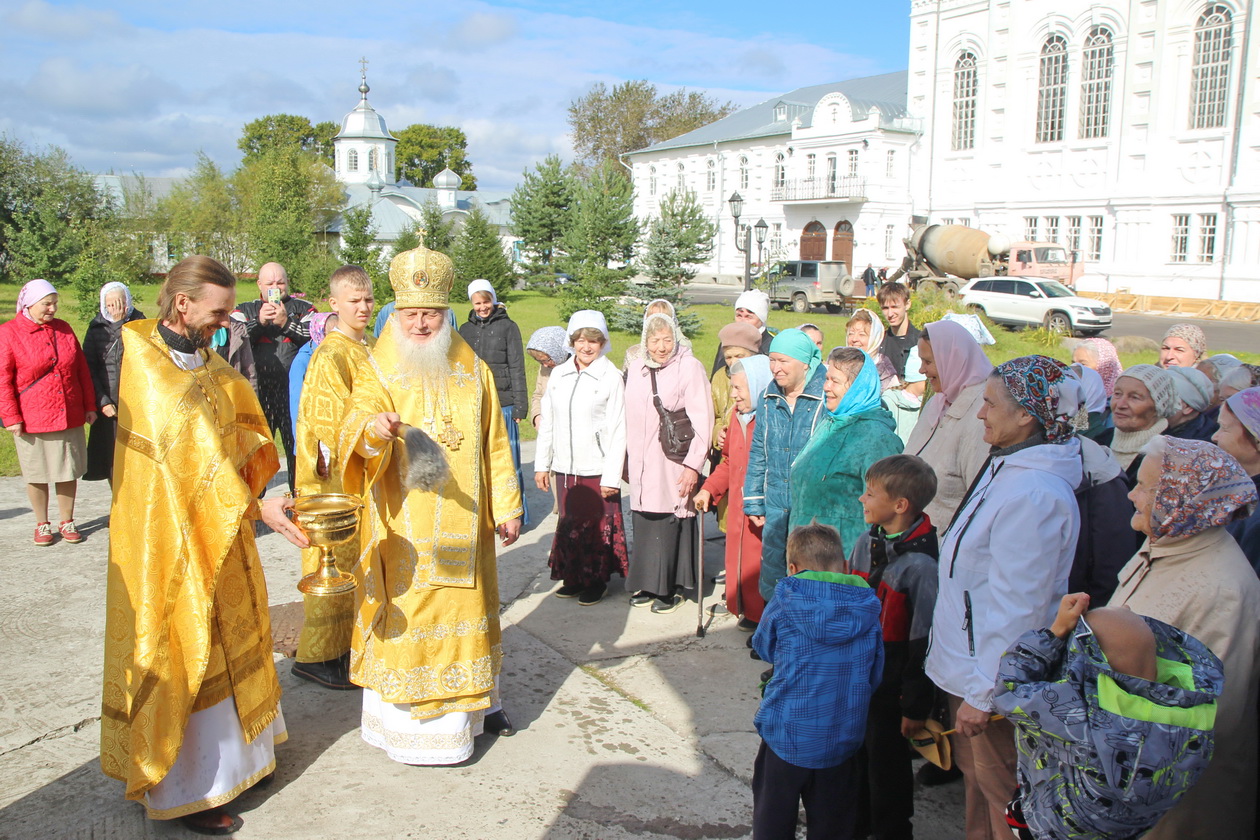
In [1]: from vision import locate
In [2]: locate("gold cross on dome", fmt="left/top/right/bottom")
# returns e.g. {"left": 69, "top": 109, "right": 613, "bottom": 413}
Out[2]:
{"left": 438, "top": 418, "right": 463, "bottom": 451}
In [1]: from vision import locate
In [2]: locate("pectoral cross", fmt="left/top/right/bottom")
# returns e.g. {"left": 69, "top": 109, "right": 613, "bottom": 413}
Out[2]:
{"left": 438, "top": 416, "right": 463, "bottom": 451}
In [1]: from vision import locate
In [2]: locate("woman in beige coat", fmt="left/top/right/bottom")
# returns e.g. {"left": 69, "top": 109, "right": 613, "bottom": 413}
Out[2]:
{"left": 904, "top": 319, "right": 993, "bottom": 529}
{"left": 1110, "top": 435, "right": 1260, "bottom": 840}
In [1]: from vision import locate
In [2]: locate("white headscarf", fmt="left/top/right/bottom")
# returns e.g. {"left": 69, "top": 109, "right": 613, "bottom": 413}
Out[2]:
{"left": 1070, "top": 363, "right": 1109, "bottom": 414}
{"left": 99, "top": 282, "right": 134, "bottom": 323}
{"left": 466, "top": 279, "right": 497, "bottom": 304}
{"left": 640, "top": 312, "right": 684, "bottom": 369}
{"left": 564, "top": 310, "right": 611, "bottom": 357}
{"left": 733, "top": 289, "right": 770, "bottom": 328}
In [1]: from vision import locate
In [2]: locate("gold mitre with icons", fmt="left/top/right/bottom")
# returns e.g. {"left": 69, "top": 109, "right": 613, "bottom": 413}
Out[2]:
{"left": 388, "top": 243, "right": 455, "bottom": 309}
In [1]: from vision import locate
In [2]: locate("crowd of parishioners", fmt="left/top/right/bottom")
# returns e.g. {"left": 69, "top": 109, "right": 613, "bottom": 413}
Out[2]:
{"left": 3, "top": 270, "right": 1260, "bottom": 840}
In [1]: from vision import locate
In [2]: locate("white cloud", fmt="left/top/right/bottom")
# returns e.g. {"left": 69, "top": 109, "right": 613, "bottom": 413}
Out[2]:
{"left": 403, "top": 63, "right": 461, "bottom": 103}
{"left": 27, "top": 57, "right": 180, "bottom": 117}
{"left": 449, "top": 11, "right": 518, "bottom": 49}
{"left": 3, "top": 0, "right": 127, "bottom": 40}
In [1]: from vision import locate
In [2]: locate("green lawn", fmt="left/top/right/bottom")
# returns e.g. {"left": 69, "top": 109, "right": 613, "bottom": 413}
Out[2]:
{"left": 0, "top": 283, "right": 1254, "bottom": 477}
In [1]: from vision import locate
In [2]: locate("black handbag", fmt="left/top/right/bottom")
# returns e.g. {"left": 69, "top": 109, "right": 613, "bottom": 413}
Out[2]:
{"left": 649, "top": 367, "right": 695, "bottom": 465}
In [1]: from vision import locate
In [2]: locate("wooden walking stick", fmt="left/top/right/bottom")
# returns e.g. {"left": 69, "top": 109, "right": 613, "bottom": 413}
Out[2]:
{"left": 695, "top": 508, "right": 706, "bottom": 638}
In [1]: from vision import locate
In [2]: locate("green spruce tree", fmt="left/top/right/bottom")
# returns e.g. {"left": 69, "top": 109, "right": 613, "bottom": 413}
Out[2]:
{"left": 510, "top": 155, "right": 574, "bottom": 276}
{"left": 626, "top": 188, "right": 715, "bottom": 336}
{"left": 419, "top": 198, "right": 455, "bottom": 253}
{"left": 556, "top": 161, "right": 639, "bottom": 322}
{"left": 451, "top": 205, "right": 513, "bottom": 302}
{"left": 338, "top": 205, "right": 388, "bottom": 302}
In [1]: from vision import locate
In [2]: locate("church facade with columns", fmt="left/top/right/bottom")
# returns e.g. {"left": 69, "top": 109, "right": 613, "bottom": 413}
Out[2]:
{"left": 626, "top": 0, "right": 1260, "bottom": 301}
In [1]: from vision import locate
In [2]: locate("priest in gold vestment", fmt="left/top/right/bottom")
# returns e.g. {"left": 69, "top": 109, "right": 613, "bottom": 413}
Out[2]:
{"left": 339, "top": 244, "right": 523, "bottom": 765}
{"left": 291, "top": 266, "right": 375, "bottom": 690}
{"left": 100, "top": 256, "right": 307, "bottom": 836}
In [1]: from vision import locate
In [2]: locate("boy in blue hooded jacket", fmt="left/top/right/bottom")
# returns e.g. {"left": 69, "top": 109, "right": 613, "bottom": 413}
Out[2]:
{"left": 751, "top": 522, "right": 884, "bottom": 840}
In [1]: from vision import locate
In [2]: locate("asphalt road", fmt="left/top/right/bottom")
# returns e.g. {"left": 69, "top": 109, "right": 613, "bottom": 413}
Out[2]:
{"left": 683, "top": 284, "right": 1259, "bottom": 354}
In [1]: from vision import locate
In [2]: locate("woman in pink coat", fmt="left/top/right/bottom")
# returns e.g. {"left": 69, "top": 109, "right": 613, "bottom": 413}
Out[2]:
{"left": 625, "top": 312, "right": 713, "bottom": 614}
{"left": 0, "top": 279, "right": 97, "bottom": 546}
{"left": 694, "top": 354, "right": 773, "bottom": 629}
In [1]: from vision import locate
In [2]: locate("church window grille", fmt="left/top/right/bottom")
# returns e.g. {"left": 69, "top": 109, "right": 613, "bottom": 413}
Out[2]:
{"left": 347, "top": 149, "right": 359, "bottom": 171}
{"left": 1079, "top": 27, "right": 1114, "bottom": 139}
{"left": 1036, "top": 35, "right": 1069, "bottom": 143}
{"left": 952, "top": 52, "right": 978, "bottom": 151}
{"left": 1190, "top": 6, "right": 1232, "bottom": 129}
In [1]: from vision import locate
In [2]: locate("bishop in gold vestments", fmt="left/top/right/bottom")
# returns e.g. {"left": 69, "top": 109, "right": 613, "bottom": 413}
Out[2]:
{"left": 340, "top": 245, "right": 523, "bottom": 765}
{"left": 293, "top": 327, "right": 374, "bottom": 671}
{"left": 100, "top": 317, "right": 286, "bottom": 820}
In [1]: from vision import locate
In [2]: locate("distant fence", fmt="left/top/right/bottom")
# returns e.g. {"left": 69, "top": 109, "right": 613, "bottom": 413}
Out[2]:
{"left": 1076, "top": 292, "right": 1260, "bottom": 322}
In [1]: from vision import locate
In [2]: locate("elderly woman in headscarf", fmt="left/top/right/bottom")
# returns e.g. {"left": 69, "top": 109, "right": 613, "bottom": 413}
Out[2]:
{"left": 1165, "top": 365, "right": 1219, "bottom": 442}
{"left": 82, "top": 282, "right": 144, "bottom": 483}
{"left": 743, "top": 328, "right": 829, "bottom": 602}
{"left": 624, "top": 312, "right": 712, "bottom": 614}
{"left": 0, "top": 280, "right": 97, "bottom": 546}
{"left": 926, "top": 356, "right": 1084, "bottom": 840}
{"left": 790, "top": 347, "right": 903, "bottom": 555}
{"left": 1158, "top": 323, "right": 1207, "bottom": 368}
{"left": 846, "top": 308, "right": 900, "bottom": 391}
{"left": 905, "top": 319, "right": 993, "bottom": 529}
{"left": 1221, "top": 363, "right": 1260, "bottom": 399}
{"left": 1070, "top": 362, "right": 1113, "bottom": 445}
{"left": 1072, "top": 337, "right": 1123, "bottom": 397}
{"left": 535, "top": 311, "right": 628, "bottom": 607}
{"left": 526, "top": 326, "right": 570, "bottom": 429}
{"left": 1213, "top": 387, "right": 1260, "bottom": 572}
{"left": 1110, "top": 437, "right": 1260, "bottom": 840}
{"left": 1195, "top": 353, "right": 1242, "bottom": 425}
{"left": 1109, "top": 364, "right": 1180, "bottom": 483}
{"left": 694, "top": 354, "right": 773, "bottom": 630}
{"left": 623, "top": 298, "right": 692, "bottom": 369}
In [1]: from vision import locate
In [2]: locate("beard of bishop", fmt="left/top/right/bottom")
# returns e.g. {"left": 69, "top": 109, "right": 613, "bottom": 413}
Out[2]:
{"left": 391, "top": 315, "right": 453, "bottom": 391}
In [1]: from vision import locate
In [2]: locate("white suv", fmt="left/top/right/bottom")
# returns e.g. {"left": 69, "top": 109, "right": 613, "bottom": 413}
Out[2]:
{"left": 960, "top": 276, "right": 1112, "bottom": 336}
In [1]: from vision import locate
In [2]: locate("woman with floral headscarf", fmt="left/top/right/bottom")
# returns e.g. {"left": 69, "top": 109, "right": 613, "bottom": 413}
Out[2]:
{"left": 0, "top": 280, "right": 97, "bottom": 545}
{"left": 526, "top": 326, "right": 570, "bottom": 428}
{"left": 82, "top": 282, "right": 144, "bottom": 483}
{"left": 926, "top": 355, "right": 1084, "bottom": 840}
{"left": 1072, "top": 337, "right": 1122, "bottom": 397}
{"left": 624, "top": 312, "right": 712, "bottom": 613}
{"left": 1213, "top": 387, "right": 1260, "bottom": 572}
{"left": 1111, "top": 437, "right": 1260, "bottom": 840}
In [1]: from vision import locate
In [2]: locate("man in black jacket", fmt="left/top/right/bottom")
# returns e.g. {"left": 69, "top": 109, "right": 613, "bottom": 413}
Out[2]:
{"left": 231, "top": 262, "right": 313, "bottom": 492}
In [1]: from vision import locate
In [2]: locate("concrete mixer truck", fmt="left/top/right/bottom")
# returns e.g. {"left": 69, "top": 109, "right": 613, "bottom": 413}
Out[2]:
{"left": 889, "top": 223, "right": 1084, "bottom": 296}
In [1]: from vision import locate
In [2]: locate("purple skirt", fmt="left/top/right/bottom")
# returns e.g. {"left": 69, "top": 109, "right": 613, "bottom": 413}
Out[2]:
{"left": 548, "top": 473, "right": 629, "bottom": 587}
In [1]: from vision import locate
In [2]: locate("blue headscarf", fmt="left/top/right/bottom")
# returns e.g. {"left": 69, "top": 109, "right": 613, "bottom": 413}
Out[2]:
{"left": 829, "top": 350, "right": 884, "bottom": 418}
{"left": 769, "top": 328, "right": 822, "bottom": 381}
{"left": 733, "top": 354, "right": 773, "bottom": 418}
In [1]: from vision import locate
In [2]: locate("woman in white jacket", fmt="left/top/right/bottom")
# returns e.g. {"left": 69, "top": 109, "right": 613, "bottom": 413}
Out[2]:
{"left": 925, "top": 355, "right": 1084, "bottom": 840}
{"left": 534, "top": 311, "right": 628, "bottom": 606}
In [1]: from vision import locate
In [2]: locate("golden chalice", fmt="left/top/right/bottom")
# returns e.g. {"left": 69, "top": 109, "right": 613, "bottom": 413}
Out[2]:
{"left": 291, "top": 493, "right": 363, "bottom": 596}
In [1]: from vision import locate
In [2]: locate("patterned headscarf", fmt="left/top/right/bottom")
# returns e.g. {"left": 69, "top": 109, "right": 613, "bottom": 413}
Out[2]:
{"left": 993, "top": 355, "right": 1084, "bottom": 444}
{"left": 1225, "top": 387, "right": 1260, "bottom": 443}
{"left": 1145, "top": 436, "right": 1257, "bottom": 540}
{"left": 1116, "top": 364, "right": 1180, "bottom": 419}
{"left": 1162, "top": 324, "right": 1208, "bottom": 363}
{"left": 1077, "top": 337, "right": 1122, "bottom": 396}
{"left": 307, "top": 311, "right": 336, "bottom": 347}
{"left": 769, "top": 328, "right": 823, "bottom": 381}
{"left": 527, "top": 326, "right": 571, "bottom": 365}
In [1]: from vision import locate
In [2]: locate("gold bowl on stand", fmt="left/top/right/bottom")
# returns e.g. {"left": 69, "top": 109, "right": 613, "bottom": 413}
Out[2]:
{"left": 291, "top": 493, "right": 363, "bottom": 596}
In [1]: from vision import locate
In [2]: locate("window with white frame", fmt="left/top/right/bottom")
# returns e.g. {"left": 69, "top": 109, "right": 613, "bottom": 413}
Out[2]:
{"left": 1079, "top": 27, "right": 1114, "bottom": 139}
{"left": 1087, "top": 216, "right": 1103, "bottom": 260}
{"left": 885, "top": 150, "right": 896, "bottom": 178}
{"left": 1066, "top": 216, "right": 1082, "bottom": 253}
{"left": 739, "top": 156, "right": 749, "bottom": 190}
{"left": 1036, "top": 35, "right": 1069, "bottom": 143}
{"left": 952, "top": 52, "right": 978, "bottom": 151}
{"left": 885, "top": 224, "right": 896, "bottom": 259}
{"left": 806, "top": 154, "right": 817, "bottom": 181}
{"left": 826, "top": 155, "right": 837, "bottom": 193}
{"left": 959, "top": 217, "right": 971, "bottom": 228}
{"left": 771, "top": 223, "right": 782, "bottom": 255}
{"left": 368, "top": 148, "right": 378, "bottom": 171}
{"left": 677, "top": 162, "right": 685, "bottom": 190}
{"left": 649, "top": 166, "right": 656, "bottom": 196}
{"left": 774, "top": 152, "right": 786, "bottom": 188}
{"left": 847, "top": 149, "right": 859, "bottom": 177}
{"left": 942, "top": 217, "right": 955, "bottom": 226}
{"left": 706, "top": 159, "right": 715, "bottom": 191}
{"left": 1024, "top": 216, "right": 1039, "bottom": 240}
{"left": 1044, "top": 216, "right": 1060, "bottom": 243}
{"left": 1171, "top": 214, "right": 1191, "bottom": 262}
{"left": 347, "top": 149, "right": 359, "bottom": 171}
{"left": 1198, "top": 213, "right": 1219, "bottom": 262}
{"left": 1191, "top": 6, "right": 1233, "bottom": 129}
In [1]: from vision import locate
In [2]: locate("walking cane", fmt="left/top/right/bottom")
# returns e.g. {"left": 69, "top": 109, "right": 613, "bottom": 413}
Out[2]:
{"left": 695, "top": 508, "right": 706, "bottom": 638}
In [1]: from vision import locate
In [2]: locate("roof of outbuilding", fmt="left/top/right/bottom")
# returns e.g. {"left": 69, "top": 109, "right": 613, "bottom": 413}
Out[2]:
{"left": 626, "top": 70, "right": 908, "bottom": 156}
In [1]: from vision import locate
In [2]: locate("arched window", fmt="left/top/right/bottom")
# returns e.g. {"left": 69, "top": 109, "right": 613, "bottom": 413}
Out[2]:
{"left": 706, "top": 159, "right": 716, "bottom": 191}
{"left": 677, "top": 162, "right": 686, "bottom": 190}
{"left": 952, "top": 51, "right": 978, "bottom": 150}
{"left": 368, "top": 148, "right": 378, "bottom": 172}
{"left": 739, "top": 156, "right": 749, "bottom": 190}
{"left": 1191, "top": 5, "right": 1233, "bottom": 129}
{"left": 347, "top": 148, "right": 359, "bottom": 171}
{"left": 649, "top": 165, "right": 657, "bottom": 196}
{"left": 773, "top": 152, "right": 786, "bottom": 188}
{"left": 1036, "top": 35, "right": 1069, "bottom": 143}
{"left": 1079, "top": 27, "right": 1114, "bottom": 139}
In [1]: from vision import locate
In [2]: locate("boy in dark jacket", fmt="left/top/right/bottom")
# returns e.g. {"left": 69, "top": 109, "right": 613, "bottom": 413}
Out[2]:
{"left": 751, "top": 523, "right": 883, "bottom": 840}
{"left": 849, "top": 454, "right": 939, "bottom": 840}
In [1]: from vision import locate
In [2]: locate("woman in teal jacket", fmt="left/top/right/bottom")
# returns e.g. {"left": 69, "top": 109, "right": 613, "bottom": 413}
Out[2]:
{"left": 790, "top": 347, "right": 904, "bottom": 556}
{"left": 744, "top": 329, "right": 829, "bottom": 602}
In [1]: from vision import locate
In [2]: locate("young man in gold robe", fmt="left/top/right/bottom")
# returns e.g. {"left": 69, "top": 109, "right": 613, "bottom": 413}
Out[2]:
{"left": 100, "top": 256, "right": 309, "bottom": 836}
{"left": 339, "top": 243, "right": 524, "bottom": 765}
{"left": 291, "top": 265, "right": 375, "bottom": 689}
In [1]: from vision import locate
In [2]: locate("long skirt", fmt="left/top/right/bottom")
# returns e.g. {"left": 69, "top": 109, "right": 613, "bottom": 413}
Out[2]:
{"left": 83, "top": 415, "right": 117, "bottom": 482}
{"left": 548, "top": 473, "right": 629, "bottom": 588}
{"left": 627, "top": 510, "right": 697, "bottom": 598}
{"left": 502, "top": 406, "right": 530, "bottom": 527}
{"left": 360, "top": 680, "right": 501, "bottom": 766}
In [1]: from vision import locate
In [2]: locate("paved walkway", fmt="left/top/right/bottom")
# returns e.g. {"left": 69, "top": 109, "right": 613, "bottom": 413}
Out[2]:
{"left": 0, "top": 443, "right": 964, "bottom": 839}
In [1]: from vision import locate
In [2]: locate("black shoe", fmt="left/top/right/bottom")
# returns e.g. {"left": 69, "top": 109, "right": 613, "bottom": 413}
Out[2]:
{"left": 291, "top": 654, "right": 356, "bottom": 690}
{"left": 737, "top": 618, "right": 759, "bottom": 632}
{"left": 651, "top": 593, "right": 685, "bottom": 614}
{"left": 629, "top": 591, "right": 655, "bottom": 608}
{"left": 917, "top": 761, "right": 963, "bottom": 786}
{"left": 484, "top": 709, "right": 515, "bottom": 737}
{"left": 578, "top": 582, "right": 607, "bottom": 606}
{"left": 710, "top": 570, "right": 726, "bottom": 584}
{"left": 555, "top": 583, "right": 583, "bottom": 598}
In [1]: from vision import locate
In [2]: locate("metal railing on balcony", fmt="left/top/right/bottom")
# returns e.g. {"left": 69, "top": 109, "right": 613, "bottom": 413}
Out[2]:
{"left": 770, "top": 176, "right": 868, "bottom": 203}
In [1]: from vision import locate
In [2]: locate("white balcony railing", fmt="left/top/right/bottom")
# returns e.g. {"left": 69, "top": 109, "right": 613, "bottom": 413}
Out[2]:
{"left": 770, "top": 176, "right": 868, "bottom": 203}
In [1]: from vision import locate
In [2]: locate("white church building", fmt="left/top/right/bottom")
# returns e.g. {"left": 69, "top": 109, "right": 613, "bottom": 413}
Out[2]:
{"left": 626, "top": 0, "right": 1260, "bottom": 301}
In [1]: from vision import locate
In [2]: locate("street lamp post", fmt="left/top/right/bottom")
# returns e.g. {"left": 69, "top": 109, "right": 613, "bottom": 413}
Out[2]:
{"left": 728, "top": 192, "right": 753, "bottom": 291}
{"left": 754, "top": 218, "right": 768, "bottom": 277}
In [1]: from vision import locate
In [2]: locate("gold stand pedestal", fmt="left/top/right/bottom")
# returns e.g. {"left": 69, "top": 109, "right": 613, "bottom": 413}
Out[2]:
{"left": 291, "top": 493, "right": 363, "bottom": 597}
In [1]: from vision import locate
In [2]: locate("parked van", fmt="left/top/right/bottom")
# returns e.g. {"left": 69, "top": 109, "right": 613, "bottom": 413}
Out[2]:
{"left": 763, "top": 261, "right": 857, "bottom": 313}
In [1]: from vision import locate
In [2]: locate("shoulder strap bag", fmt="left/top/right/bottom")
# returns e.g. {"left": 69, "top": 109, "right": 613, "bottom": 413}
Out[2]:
{"left": 649, "top": 367, "right": 695, "bottom": 466}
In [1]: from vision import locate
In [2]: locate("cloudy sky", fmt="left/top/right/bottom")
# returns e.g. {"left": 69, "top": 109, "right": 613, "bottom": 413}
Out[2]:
{"left": 0, "top": 0, "right": 910, "bottom": 194}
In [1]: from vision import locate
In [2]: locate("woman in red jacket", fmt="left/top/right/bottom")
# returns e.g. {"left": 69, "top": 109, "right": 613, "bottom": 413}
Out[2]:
{"left": 0, "top": 280, "right": 97, "bottom": 545}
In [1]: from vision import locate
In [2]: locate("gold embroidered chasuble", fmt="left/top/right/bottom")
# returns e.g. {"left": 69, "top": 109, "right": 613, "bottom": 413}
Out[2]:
{"left": 340, "top": 328, "right": 523, "bottom": 718}
{"left": 100, "top": 320, "right": 282, "bottom": 803}
{"left": 294, "top": 329, "right": 375, "bottom": 663}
